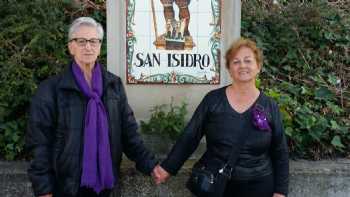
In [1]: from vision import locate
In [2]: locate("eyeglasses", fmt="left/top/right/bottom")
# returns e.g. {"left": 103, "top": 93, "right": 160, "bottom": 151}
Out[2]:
{"left": 69, "top": 38, "right": 102, "bottom": 47}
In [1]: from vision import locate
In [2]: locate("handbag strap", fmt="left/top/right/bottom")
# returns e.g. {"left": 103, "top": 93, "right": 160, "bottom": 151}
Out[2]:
{"left": 218, "top": 117, "right": 251, "bottom": 179}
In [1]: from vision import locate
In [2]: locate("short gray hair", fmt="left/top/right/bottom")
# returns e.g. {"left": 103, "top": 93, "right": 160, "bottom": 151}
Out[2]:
{"left": 68, "top": 17, "right": 104, "bottom": 41}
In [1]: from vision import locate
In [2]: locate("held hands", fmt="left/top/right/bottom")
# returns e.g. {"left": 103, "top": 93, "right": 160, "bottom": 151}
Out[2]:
{"left": 152, "top": 165, "right": 170, "bottom": 185}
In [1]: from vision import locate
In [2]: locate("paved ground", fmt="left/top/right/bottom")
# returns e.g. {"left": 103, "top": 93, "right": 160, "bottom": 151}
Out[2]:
{"left": 1, "top": 159, "right": 349, "bottom": 197}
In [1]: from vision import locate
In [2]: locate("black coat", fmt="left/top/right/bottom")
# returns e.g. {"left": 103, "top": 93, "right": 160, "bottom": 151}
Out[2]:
{"left": 26, "top": 65, "right": 157, "bottom": 197}
{"left": 161, "top": 87, "right": 289, "bottom": 196}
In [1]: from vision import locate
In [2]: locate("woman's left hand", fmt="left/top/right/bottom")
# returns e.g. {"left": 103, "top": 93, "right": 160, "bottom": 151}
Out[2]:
{"left": 273, "top": 193, "right": 285, "bottom": 197}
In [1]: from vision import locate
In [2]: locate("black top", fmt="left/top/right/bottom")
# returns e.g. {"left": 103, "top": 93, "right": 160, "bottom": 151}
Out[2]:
{"left": 161, "top": 86, "right": 289, "bottom": 195}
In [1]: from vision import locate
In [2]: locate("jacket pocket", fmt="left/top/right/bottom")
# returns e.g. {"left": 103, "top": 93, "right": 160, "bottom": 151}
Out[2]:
{"left": 56, "top": 153, "right": 73, "bottom": 176}
{"left": 54, "top": 127, "right": 81, "bottom": 177}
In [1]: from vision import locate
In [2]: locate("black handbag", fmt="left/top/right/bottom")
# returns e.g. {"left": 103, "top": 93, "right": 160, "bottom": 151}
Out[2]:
{"left": 186, "top": 165, "right": 216, "bottom": 195}
{"left": 186, "top": 164, "right": 233, "bottom": 197}
{"left": 186, "top": 128, "right": 250, "bottom": 197}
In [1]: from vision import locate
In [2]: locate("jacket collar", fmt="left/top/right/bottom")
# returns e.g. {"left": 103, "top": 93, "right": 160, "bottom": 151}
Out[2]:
{"left": 57, "top": 62, "right": 117, "bottom": 92}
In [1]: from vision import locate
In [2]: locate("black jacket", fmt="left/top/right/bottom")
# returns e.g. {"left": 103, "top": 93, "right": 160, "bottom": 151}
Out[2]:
{"left": 161, "top": 87, "right": 289, "bottom": 195}
{"left": 26, "top": 65, "right": 157, "bottom": 197}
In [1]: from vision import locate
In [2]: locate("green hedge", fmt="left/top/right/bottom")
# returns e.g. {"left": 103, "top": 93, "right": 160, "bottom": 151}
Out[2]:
{"left": 0, "top": 0, "right": 348, "bottom": 160}
{"left": 242, "top": 0, "right": 349, "bottom": 159}
{"left": 140, "top": 101, "right": 188, "bottom": 141}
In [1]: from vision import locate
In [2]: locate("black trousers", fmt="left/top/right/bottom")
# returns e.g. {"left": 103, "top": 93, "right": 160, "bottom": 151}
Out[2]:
{"left": 76, "top": 187, "right": 111, "bottom": 197}
{"left": 53, "top": 185, "right": 121, "bottom": 197}
{"left": 223, "top": 174, "right": 274, "bottom": 197}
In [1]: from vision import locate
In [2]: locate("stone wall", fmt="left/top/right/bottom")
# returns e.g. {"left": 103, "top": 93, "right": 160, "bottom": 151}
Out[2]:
{"left": 1, "top": 159, "right": 349, "bottom": 197}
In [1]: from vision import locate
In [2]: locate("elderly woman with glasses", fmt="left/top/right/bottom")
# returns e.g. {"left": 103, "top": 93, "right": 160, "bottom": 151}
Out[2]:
{"left": 26, "top": 17, "right": 158, "bottom": 197}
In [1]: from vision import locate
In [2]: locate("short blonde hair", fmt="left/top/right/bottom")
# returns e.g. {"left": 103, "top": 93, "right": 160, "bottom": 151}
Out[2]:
{"left": 225, "top": 38, "right": 263, "bottom": 69}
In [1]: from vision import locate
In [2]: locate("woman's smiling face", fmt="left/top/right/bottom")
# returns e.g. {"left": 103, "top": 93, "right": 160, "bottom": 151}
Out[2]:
{"left": 228, "top": 46, "right": 261, "bottom": 84}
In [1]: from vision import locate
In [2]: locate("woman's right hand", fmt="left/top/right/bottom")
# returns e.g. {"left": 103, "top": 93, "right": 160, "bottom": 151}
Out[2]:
{"left": 152, "top": 165, "right": 170, "bottom": 185}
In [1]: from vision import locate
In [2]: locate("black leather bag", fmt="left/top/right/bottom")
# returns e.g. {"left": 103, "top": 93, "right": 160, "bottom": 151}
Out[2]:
{"left": 186, "top": 166, "right": 215, "bottom": 195}
{"left": 186, "top": 127, "right": 250, "bottom": 197}
{"left": 186, "top": 164, "right": 232, "bottom": 197}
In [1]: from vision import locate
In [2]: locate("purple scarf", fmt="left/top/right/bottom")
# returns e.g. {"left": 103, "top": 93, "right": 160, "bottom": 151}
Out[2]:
{"left": 72, "top": 61, "right": 115, "bottom": 193}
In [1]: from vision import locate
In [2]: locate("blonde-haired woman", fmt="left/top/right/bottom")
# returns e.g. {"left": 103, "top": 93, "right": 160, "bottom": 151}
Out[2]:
{"left": 154, "top": 38, "right": 289, "bottom": 197}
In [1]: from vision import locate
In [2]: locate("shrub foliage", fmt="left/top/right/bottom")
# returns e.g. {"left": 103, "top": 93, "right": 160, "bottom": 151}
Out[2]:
{"left": 242, "top": 0, "right": 349, "bottom": 159}
{"left": 0, "top": 0, "right": 348, "bottom": 160}
{"left": 140, "top": 101, "right": 187, "bottom": 141}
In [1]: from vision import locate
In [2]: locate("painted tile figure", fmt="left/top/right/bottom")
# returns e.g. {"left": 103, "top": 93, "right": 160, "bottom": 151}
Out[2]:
{"left": 153, "top": 0, "right": 194, "bottom": 50}
{"left": 161, "top": 0, "right": 191, "bottom": 37}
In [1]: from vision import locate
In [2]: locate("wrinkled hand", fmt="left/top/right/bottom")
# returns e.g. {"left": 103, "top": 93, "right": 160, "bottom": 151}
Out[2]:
{"left": 273, "top": 193, "right": 285, "bottom": 197}
{"left": 152, "top": 165, "right": 170, "bottom": 185}
{"left": 39, "top": 194, "right": 52, "bottom": 197}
